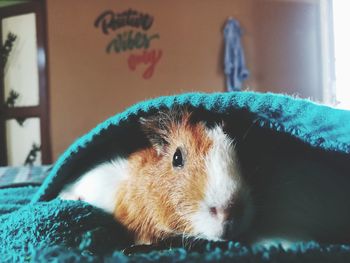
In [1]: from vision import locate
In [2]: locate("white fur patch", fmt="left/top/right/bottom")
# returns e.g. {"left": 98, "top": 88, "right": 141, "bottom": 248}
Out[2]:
{"left": 204, "top": 126, "right": 240, "bottom": 208}
{"left": 191, "top": 125, "right": 242, "bottom": 240}
{"left": 59, "top": 158, "right": 129, "bottom": 213}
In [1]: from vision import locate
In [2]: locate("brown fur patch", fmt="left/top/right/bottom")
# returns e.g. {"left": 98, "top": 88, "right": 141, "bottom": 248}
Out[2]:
{"left": 114, "top": 110, "right": 213, "bottom": 243}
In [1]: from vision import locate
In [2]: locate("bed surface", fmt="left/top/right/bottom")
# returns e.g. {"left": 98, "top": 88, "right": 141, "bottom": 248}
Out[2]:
{"left": 0, "top": 165, "right": 51, "bottom": 187}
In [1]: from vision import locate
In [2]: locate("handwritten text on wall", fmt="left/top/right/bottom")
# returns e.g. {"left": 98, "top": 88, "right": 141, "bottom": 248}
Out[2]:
{"left": 94, "top": 9, "right": 162, "bottom": 79}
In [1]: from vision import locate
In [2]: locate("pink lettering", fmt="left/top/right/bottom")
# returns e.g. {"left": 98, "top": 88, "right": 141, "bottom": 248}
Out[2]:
{"left": 127, "top": 49, "right": 163, "bottom": 79}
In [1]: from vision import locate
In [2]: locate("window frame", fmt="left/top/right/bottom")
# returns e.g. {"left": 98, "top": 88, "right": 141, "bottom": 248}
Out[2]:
{"left": 0, "top": 0, "right": 51, "bottom": 165}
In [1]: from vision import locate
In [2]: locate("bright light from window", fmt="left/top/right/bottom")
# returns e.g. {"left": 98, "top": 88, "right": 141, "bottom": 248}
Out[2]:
{"left": 333, "top": 0, "right": 350, "bottom": 109}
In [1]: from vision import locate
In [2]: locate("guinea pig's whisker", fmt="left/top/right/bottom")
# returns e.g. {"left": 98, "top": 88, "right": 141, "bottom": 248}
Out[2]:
{"left": 182, "top": 225, "right": 192, "bottom": 247}
{"left": 189, "top": 235, "right": 203, "bottom": 251}
{"left": 232, "top": 141, "right": 238, "bottom": 152}
{"left": 241, "top": 119, "right": 258, "bottom": 142}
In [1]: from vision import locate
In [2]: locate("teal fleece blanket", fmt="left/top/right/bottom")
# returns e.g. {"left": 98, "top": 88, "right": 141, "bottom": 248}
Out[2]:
{"left": 1, "top": 91, "right": 350, "bottom": 262}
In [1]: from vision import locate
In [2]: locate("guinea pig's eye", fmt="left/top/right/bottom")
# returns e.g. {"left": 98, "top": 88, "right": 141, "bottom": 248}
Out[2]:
{"left": 172, "top": 148, "right": 184, "bottom": 168}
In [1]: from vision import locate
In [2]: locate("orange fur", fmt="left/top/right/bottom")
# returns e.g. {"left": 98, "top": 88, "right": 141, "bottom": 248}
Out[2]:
{"left": 114, "top": 111, "right": 213, "bottom": 243}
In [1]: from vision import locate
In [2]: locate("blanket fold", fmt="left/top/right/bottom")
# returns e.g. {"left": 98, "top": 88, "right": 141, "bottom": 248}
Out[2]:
{"left": 1, "top": 91, "right": 350, "bottom": 262}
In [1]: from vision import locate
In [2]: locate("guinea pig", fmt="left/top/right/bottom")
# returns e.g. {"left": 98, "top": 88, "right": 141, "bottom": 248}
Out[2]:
{"left": 59, "top": 107, "right": 254, "bottom": 244}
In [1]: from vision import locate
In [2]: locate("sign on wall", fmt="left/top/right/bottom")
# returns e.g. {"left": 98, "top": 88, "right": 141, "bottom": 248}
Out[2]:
{"left": 94, "top": 9, "right": 162, "bottom": 79}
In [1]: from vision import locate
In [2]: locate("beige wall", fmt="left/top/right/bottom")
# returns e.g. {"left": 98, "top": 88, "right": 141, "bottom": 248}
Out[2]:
{"left": 46, "top": 0, "right": 322, "bottom": 160}
{"left": 253, "top": 0, "right": 322, "bottom": 99}
{"left": 46, "top": 0, "right": 258, "bottom": 159}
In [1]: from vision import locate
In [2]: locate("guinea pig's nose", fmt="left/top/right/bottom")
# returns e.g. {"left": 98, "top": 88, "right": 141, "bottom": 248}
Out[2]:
{"left": 209, "top": 206, "right": 232, "bottom": 222}
{"left": 210, "top": 200, "right": 244, "bottom": 222}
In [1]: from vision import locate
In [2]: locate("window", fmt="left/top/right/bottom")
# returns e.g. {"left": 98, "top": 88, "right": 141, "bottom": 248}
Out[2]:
{"left": 332, "top": 0, "right": 350, "bottom": 109}
{"left": 0, "top": 1, "right": 51, "bottom": 165}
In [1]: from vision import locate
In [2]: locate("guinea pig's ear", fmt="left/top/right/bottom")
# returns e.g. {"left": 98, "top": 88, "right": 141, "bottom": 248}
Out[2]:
{"left": 139, "top": 115, "right": 169, "bottom": 155}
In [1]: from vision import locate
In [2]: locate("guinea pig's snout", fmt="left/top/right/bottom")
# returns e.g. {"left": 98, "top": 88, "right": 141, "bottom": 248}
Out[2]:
{"left": 209, "top": 199, "right": 246, "bottom": 239}
{"left": 209, "top": 199, "right": 244, "bottom": 222}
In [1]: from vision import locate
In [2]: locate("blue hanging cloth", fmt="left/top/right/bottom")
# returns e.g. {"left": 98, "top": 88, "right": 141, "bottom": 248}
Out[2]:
{"left": 224, "top": 18, "right": 249, "bottom": 91}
